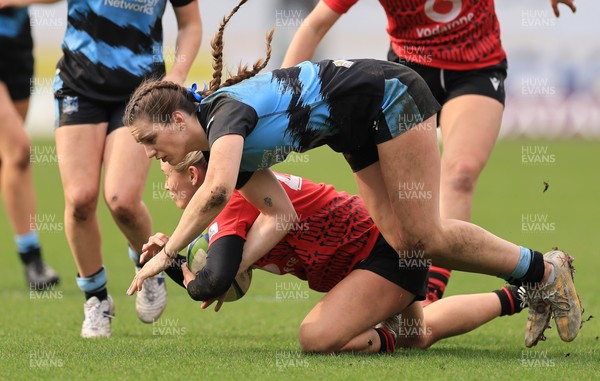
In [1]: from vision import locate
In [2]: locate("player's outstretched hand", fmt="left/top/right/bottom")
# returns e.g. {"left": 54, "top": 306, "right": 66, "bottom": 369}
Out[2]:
{"left": 551, "top": 0, "right": 576, "bottom": 17}
{"left": 127, "top": 250, "right": 172, "bottom": 295}
{"left": 140, "top": 232, "right": 170, "bottom": 264}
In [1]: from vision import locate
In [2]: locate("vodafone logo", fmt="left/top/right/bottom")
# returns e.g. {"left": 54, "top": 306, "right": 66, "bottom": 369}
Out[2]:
{"left": 424, "top": 0, "right": 462, "bottom": 23}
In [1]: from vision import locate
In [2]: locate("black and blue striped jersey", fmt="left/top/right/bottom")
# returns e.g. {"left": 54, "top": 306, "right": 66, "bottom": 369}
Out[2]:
{"left": 55, "top": 0, "right": 192, "bottom": 103}
{"left": 198, "top": 59, "right": 439, "bottom": 173}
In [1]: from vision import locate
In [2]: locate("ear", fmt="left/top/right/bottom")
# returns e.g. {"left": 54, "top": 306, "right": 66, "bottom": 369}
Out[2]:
{"left": 172, "top": 110, "right": 186, "bottom": 124}
{"left": 188, "top": 165, "right": 199, "bottom": 186}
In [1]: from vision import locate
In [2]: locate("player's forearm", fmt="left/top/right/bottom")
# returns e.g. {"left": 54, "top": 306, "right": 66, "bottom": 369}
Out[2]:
{"left": 169, "top": 18, "right": 202, "bottom": 83}
{"left": 165, "top": 183, "right": 232, "bottom": 257}
{"left": 281, "top": 25, "right": 322, "bottom": 68}
{"left": 238, "top": 213, "right": 289, "bottom": 273}
{"left": 167, "top": 0, "right": 202, "bottom": 83}
{"left": 238, "top": 170, "right": 296, "bottom": 272}
{"left": 281, "top": 1, "right": 341, "bottom": 68}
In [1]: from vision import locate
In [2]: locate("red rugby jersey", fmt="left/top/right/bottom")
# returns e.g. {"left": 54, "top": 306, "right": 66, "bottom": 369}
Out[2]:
{"left": 207, "top": 173, "right": 379, "bottom": 293}
{"left": 324, "top": 0, "right": 506, "bottom": 70}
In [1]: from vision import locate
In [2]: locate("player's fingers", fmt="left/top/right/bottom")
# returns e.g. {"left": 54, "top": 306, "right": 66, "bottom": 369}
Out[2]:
{"left": 140, "top": 250, "right": 152, "bottom": 264}
{"left": 148, "top": 233, "right": 167, "bottom": 244}
{"left": 553, "top": 0, "right": 576, "bottom": 17}
{"left": 142, "top": 242, "right": 153, "bottom": 253}
{"left": 129, "top": 271, "right": 148, "bottom": 295}
{"left": 127, "top": 279, "right": 139, "bottom": 295}
{"left": 565, "top": 0, "right": 576, "bottom": 13}
{"left": 201, "top": 299, "right": 215, "bottom": 309}
{"left": 214, "top": 298, "right": 224, "bottom": 312}
{"left": 149, "top": 236, "right": 166, "bottom": 247}
{"left": 181, "top": 263, "right": 195, "bottom": 287}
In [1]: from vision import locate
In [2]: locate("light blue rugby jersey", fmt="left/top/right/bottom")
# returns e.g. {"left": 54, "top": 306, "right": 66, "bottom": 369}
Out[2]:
{"left": 203, "top": 62, "right": 332, "bottom": 172}
{"left": 198, "top": 59, "right": 440, "bottom": 174}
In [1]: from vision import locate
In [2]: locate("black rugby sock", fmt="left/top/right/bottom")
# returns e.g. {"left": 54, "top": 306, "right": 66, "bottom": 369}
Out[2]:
{"left": 375, "top": 327, "right": 396, "bottom": 353}
{"left": 493, "top": 286, "right": 524, "bottom": 316}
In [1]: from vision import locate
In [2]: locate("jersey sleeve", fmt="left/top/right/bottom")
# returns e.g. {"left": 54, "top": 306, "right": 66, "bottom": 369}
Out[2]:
{"left": 169, "top": 0, "right": 194, "bottom": 8}
{"left": 205, "top": 96, "right": 259, "bottom": 149}
{"left": 201, "top": 151, "right": 254, "bottom": 190}
{"left": 186, "top": 235, "right": 244, "bottom": 301}
{"left": 235, "top": 171, "right": 255, "bottom": 190}
{"left": 207, "top": 190, "right": 260, "bottom": 245}
{"left": 322, "top": 0, "right": 358, "bottom": 14}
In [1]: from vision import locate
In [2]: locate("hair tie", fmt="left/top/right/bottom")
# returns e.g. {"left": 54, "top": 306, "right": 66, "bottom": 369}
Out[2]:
{"left": 187, "top": 83, "right": 206, "bottom": 102}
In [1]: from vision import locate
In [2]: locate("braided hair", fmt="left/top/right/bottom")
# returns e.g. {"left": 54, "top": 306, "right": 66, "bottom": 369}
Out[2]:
{"left": 124, "top": 80, "right": 196, "bottom": 128}
{"left": 123, "top": 0, "right": 274, "bottom": 129}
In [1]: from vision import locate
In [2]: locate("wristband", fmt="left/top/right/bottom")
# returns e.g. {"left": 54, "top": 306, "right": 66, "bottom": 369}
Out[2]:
{"left": 163, "top": 246, "right": 179, "bottom": 260}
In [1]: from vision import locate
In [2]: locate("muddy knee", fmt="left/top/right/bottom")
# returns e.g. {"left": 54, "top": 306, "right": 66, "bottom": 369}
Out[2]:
{"left": 67, "top": 193, "right": 98, "bottom": 222}
{"left": 106, "top": 194, "right": 138, "bottom": 226}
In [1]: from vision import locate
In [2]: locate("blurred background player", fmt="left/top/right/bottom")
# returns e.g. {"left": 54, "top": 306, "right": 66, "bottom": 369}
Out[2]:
{"left": 0, "top": 7, "right": 60, "bottom": 289}
{"left": 1, "top": 0, "right": 202, "bottom": 337}
{"left": 280, "top": 0, "right": 577, "bottom": 305}
{"left": 144, "top": 152, "right": 531, "bottom": 353}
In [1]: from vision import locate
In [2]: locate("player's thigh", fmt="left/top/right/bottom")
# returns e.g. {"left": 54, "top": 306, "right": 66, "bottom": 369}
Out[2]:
{"left": 299, "top": 269, "right": 413, "bottom": 346}
{"left": 440, "top": 94, "right": 503, "bottom": 173}
{"left": 102, "top": 126, "right": 151, "bottom": 203}
{"left": 375, "top": 116, "right": 442, "bottom": 244}
{"left": 353, "top": 163, "right": 398, "bottom": 244}
{"left": 0, "top": 83, "right": 30, "bottom": 160}
{"left": 343, "top": 146, "right": 395, "bottom": 235}
{"left": 55, "top": 123, "right": 106, "bottom": 204}
{"left": 13, "top": 98, "right": 29, "bottom": 121}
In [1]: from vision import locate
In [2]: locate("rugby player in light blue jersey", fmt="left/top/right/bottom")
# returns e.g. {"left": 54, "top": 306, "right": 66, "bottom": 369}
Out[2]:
{"left": 0, "top": 7, "right": 60, "bottom": 290}
{"left": 2, "top": 0, "right": 202, "bottom": 338}
{"left": 125, "top": 0, "right": 583, "bottom": 348}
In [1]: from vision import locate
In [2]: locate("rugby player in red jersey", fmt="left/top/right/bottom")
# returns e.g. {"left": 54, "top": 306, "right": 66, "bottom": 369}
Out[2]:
{"left": 146, "top": 152, "right": 528, "bottom": 354}
{"left": 281, "top": 0, "right": 576, "bottom": 306}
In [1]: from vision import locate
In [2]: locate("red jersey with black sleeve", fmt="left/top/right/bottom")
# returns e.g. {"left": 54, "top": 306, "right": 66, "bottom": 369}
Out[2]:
{"left": 207, "top": 173, "right": 379, "bottom": 293}
{"left": 324, "top": 0, "right": 506, "bottom": 70}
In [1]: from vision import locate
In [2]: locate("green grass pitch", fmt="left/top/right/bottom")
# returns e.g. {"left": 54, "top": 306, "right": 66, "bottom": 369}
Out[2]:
{"left": 0, "top": 138, "right": 598, "bottom": 380}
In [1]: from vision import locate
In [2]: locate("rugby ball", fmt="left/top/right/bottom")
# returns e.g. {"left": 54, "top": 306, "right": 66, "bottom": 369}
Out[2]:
{"left": 186, "top": 232, "right": 252, "bottom": 302}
